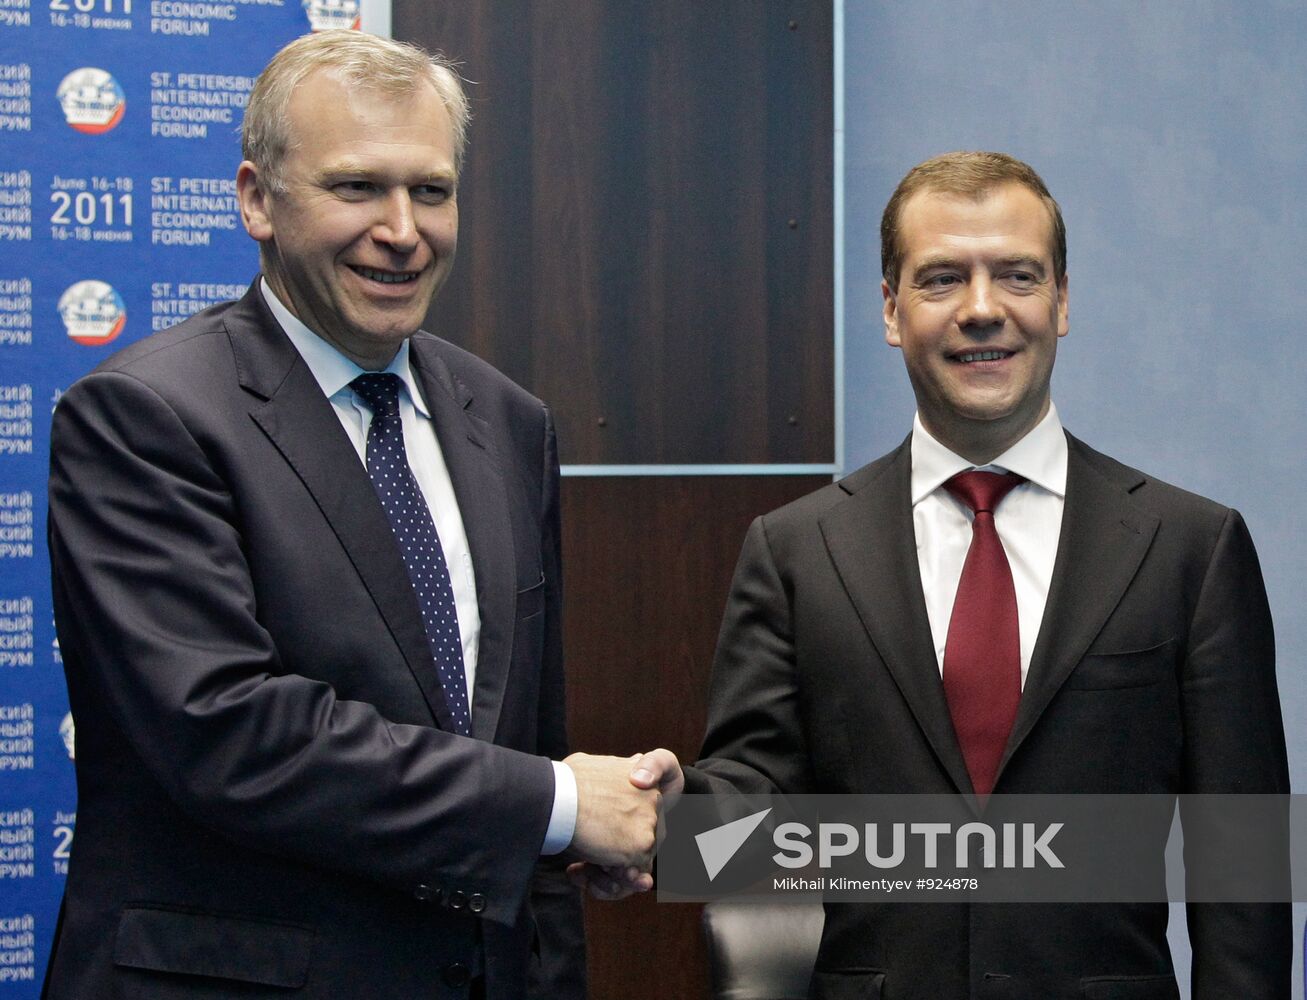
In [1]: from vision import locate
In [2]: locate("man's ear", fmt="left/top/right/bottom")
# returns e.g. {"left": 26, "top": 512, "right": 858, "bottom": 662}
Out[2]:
{"left": 882, "top": 279, "right": 901, "bottom": 347}
{"left": 1056, "top": 271, "right": 1069, "bottom": 338}
{"left": 236, "top": 161, "right": 273, "bottom": 242}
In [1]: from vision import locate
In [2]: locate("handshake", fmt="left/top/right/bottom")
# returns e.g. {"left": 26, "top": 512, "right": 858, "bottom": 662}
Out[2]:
{"left": 562, "top": 748, "right": 683, "bottom": 900}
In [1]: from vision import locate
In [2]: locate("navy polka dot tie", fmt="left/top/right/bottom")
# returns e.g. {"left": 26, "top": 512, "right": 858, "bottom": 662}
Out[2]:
{"left": 351, "top": 373, "right": 471, "bottom": 736}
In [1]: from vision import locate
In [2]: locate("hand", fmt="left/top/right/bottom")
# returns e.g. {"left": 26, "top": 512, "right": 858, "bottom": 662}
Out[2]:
{"left": 628, "top": 747, "right": 684, "bottom": 809}
{"left": 567, "top": 748, "right": 684, "bottom": 900}
{"left": 564, "top": 752, "right": 660, "bottom": 871}
{"left": 566, "top": 861, "right": 653, "bottom": 900}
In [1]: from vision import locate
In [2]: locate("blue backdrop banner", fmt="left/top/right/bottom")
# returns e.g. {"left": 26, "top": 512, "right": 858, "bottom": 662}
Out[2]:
{"left": 0, "top": 2, "right": 379, "bottom": 992}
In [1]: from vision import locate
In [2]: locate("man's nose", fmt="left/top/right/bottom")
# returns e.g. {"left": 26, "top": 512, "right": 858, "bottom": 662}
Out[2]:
{"left": 374, "top": 190, "right": 418, "bottom": 252}
{"left": 956, "top": 276, "right": 1004, "bottom": 329}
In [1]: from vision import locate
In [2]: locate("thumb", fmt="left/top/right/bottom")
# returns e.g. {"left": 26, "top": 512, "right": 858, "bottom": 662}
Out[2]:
{"left": 629, "top": 748, "right": 679, "bottom": 789}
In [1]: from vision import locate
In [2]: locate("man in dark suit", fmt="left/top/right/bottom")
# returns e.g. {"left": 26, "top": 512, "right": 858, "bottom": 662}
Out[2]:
{"left": 44, "top": 30, "right": 666, "bottom": 1000}
{"left": 599, "top": 152, "right": 1290, "bottom": 997}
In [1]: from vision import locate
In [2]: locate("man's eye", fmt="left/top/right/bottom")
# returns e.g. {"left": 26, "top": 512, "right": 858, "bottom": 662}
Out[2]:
{"left": 336, "top": 181, "right": 374, "bottom": 195}
{"left": 926, "top": 274, "right": 959, "bottom": 288}
{"left": 998, "top": 273, "right": 1040, "bottom": 288}
{"left": 413, "top": 184, "right": 450, "bottom": 203}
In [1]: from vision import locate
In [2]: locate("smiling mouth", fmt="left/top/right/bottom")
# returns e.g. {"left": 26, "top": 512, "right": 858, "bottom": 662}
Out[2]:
{"left": 350, "top": 265, "right": 420, "bottom": 285}
{"left": 954, "top": 350, "right": 1013, "bottom": 363}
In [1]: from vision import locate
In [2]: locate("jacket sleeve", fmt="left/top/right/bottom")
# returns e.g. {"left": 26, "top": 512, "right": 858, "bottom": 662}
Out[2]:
{"left": 1179, "top": 508, "right": 1291, "bottom": 997}
{"left": 687, "top": 514, "right": 817, "bottom": 798}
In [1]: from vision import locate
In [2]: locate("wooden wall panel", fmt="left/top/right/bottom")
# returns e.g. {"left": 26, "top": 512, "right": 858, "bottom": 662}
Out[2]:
{"left": 561, "top": 476, "right": 829, "bottom": 1000}
{"left": 390, "top": 5, "right": 837, "bottom": 997}
{"left": 398, "top": 1, "right": 833, "bottom": 465}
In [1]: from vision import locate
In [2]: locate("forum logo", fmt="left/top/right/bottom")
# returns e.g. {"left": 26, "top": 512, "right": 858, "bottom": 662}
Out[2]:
{"left": 59, "top": 713, "right": 74, "bottom": 761}
{"left": 302, "top": 0, "right": 360, "bottom": 32}
{"left": 58, "top": 281, "right": 126, "bottom": 346}
{"left": 57, "top": 68, "right": 126, "bottom": 134}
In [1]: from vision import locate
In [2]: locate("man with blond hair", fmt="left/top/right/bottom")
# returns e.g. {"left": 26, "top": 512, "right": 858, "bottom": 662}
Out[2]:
{"left": 45, "top": 31, "right": 672, "bottom": 1000}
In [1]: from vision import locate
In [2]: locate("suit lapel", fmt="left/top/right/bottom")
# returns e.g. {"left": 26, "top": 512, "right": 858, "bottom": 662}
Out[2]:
{"left": 821, "top": 439, "right": 975, "bottom": 795}
{"left": 409, "top": 338, "right": 515, "bottom": 743}
{"left": 227, "top": 286, "right": 456, "bottom": 731}
{"left": 997, "top": 434, "right": 1159, "bottom": 777}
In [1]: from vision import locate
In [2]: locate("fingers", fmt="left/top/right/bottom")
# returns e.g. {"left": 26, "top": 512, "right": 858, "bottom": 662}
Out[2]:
{"left": 566, "top": 861, "right": 652, "bottom": 901}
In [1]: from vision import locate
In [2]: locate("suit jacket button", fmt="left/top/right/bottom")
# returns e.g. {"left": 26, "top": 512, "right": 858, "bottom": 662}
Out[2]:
{"left": 468, "top": 893, "right": 486, "bottom": 913}
{"left": 447, "top": 890, "right": 467, "bottom": 910}
{"left": 413, "top": 883, "right": 436, "bottom": 903}
{"left": 442, "top": 962, "right": 471, "bottom": 987}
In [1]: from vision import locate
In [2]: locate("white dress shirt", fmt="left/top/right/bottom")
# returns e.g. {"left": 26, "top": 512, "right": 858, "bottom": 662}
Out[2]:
{"left": 260, "top": 280, "right": 576, "bottom": 854}
{"left": 910, "top": 405, "right": 1068, "bottom": 687}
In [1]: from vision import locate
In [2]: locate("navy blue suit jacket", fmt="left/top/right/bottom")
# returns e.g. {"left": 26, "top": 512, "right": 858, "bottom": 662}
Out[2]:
{"left": 44, "top": 282, "right": 582, "bottom": 999}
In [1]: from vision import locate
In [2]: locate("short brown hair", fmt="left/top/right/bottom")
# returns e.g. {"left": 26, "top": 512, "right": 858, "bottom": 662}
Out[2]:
{"left": 880, "top": 151, "right": 1066, "bottom": 292}
{"left": 242, "top": 30, "right": 470, "bottom": 192}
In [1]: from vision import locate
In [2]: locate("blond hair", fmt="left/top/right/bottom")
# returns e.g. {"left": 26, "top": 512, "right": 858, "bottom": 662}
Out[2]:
{"left": 242, "top": 30, "right": 470, "bottom": 191}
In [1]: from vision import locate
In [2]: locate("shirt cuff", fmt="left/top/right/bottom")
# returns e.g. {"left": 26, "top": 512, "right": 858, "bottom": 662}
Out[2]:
{"left": 541, "top": 759, "right": 578, "bottom": 855}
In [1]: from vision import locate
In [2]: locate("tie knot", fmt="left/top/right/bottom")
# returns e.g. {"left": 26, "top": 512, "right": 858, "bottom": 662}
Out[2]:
{"left": 944, "top": 470, "right": 1025, "bottom": 515}
{"left": 350, "top": 372, "right": 403, "bottom": 419}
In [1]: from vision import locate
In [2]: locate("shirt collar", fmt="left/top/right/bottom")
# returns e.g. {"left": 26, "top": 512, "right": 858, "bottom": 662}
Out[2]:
{"left": 910, "top": 403, "right": 1068, "bottom": 505}
{"left": 259, "top": 278, "right": 430, "bottom": 418}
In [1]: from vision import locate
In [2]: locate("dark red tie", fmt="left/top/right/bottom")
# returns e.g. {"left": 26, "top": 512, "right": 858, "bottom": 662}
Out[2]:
{"left": 942, "top": 470, "right": 1025, "bottom": 797}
